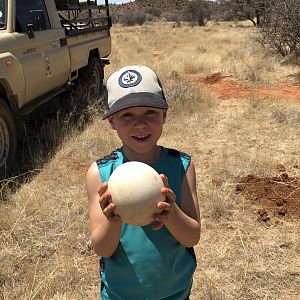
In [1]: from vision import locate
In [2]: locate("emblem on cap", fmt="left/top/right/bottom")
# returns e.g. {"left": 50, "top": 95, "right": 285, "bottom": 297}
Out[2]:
{"left": 118, "top": 70, "right": 142, "bottom": 88}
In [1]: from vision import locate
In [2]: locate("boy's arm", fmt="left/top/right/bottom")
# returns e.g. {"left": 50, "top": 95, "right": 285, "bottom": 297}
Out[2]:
{"left": 154, "top": 160, "right": 201, "bottom": 247}
{"left": 86, "top": 162, "right": 122, "bottom": 257}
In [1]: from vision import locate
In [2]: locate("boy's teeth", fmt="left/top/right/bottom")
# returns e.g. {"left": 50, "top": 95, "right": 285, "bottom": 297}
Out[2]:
{"left": 135, "top": 135, "right": 148, "bottom": 138}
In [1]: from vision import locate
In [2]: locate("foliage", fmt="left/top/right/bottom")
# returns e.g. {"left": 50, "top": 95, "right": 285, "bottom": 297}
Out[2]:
{"left": 143, "top": 6, "right": 162, "bottom": 18}
{"left": 221, "top": 0, "right": 300, "bottom": 57}
{"left": 210, "top": 1, "right": 237, "bottom": 21}
{"left": 161, "top": 10, "right": 183, "bottom": 23}
{"left": 111, "top": 7, "right": 163, "bottom": 25}
{"left": 183, "top": 0, "right": 213, "bottom": 26}
{"left": 222, "top": 0, "right": 267, "bottom": 26}
{"left": 255, "top": 0, "right": 300, "bottom": 57}
{"left": 119, "top": 9, "right": 147, "bottom": 26}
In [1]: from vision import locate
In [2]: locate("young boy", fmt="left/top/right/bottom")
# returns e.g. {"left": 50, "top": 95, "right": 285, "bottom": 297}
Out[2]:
{"left": 86, "top": 65, "right": 200, "bottom": 300}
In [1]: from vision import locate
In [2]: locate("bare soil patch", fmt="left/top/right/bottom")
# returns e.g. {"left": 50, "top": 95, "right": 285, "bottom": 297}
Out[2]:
{"left": 190, "top": 73, "right": 300, "bottom": 103}
{"left": 236, "top": 172, "right": 300, "bottom": 222}
{"left": 193, "top": 73, "right": 300, "bottom": 223}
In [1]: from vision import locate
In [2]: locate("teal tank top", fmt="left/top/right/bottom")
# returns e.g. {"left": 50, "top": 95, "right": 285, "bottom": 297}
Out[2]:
{"left": 96, "top": 147, "right": 197, "bottom": 300}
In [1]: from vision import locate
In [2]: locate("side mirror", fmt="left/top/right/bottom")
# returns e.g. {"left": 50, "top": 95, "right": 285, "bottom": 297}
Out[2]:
{"left": 27, "top": 23, "right": 35, "bottom": 39}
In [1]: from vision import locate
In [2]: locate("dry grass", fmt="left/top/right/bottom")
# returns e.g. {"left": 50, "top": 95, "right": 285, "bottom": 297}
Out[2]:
{"left": 0, "top": 22, "right": 299, "bottom": 299}
{"left": 110, "top": 21, "right": 299, "bottom": 86}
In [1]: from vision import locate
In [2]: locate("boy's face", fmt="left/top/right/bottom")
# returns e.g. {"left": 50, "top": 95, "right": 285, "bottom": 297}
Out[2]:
{"left": 108, "top": 106, "right": 167, "bottom": 155}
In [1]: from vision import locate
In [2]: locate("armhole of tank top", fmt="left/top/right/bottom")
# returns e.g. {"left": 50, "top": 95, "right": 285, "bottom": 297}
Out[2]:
{"left": 96, "top": 149, "right": 122, "bottom": 183}
{"left": 186, "top": 246, "right": 197, "bottom": 265}
{"left": 181, "top": 153, "right": 191, "bottom": 174}
{"left": 96, "top": 160, "right": 105, "bottom": 183}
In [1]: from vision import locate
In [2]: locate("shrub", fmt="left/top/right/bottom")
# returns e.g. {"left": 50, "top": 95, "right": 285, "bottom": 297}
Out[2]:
{"left": 183, "top": 0, "right": 213, "bottom": 26}
{"left": 224, "top": 0, "right": 266, "bottom": 26}
{"left": 161, "top": 10, "right": 183, "bottom": 23}
{"left": 255, "top": 0, "right": 300, "bottom": 57}
{"left": 120, "top": 10, "right": 146, "bottom": 26}
{"left": 144, "top": 7, "right": 162, "bottom": 18}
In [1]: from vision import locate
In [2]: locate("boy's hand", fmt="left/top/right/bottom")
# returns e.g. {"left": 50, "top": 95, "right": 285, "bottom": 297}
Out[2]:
{"left": 152, "top": 174, "right": 176, "bottom": 231}
{"left": 98, "top": 182, "right": 120, "bottom": 222}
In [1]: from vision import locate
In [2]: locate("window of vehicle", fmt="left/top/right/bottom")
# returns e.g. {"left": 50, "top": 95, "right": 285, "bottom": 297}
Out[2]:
{"left": 0, "top": 0, "right": 6, "bottom": 29}
{"left": 16, "top": 0, "right": 51, "bottom": 33}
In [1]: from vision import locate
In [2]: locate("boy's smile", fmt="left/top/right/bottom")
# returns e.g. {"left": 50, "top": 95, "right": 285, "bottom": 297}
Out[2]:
{"left": 132, "top": 134, "right": 151, "bottom": 141}
{"left": 108, "top": 106, "right": 166, "bottom": 163}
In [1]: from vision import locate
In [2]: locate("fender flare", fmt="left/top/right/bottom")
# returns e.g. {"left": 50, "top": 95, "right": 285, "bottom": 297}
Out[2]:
{"left": 0, "top": 80, "right": 24, "bottom": 140}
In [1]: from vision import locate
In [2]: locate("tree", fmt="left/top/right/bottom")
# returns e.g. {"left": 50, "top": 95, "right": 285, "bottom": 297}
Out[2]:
{"left": 119, "top": 9, "right": 146, "bottom": 26}
{"left": 184, "top": 0, "right": 213, "bottom": 26}
{"left": 225, "top": 0, "right": 267, "bottom": 26}
{"left": 256, "top": 0, "right": 300, "bottom": 57}
{"left": 209, "top": 1, "right": 237, "bottom": 21}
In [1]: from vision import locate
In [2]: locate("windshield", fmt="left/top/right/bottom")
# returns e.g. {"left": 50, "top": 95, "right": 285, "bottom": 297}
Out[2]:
{"left": 0, "top": 0, "right": 6, "bottom": 29}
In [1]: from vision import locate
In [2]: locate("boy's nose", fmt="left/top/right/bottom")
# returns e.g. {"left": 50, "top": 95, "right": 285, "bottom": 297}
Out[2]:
{"left": 134, "top": 115, "right": 147, "bottom": 128}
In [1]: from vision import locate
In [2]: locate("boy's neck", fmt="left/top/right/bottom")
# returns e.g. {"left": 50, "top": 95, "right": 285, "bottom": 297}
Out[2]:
{"left": 122, "top": 145, "right": 162, "bottom": 165}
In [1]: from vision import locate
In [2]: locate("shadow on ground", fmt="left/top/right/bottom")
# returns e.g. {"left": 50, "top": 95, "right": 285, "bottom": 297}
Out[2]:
{"left": 0, "top": 89, "right": 106, "bottom": 199}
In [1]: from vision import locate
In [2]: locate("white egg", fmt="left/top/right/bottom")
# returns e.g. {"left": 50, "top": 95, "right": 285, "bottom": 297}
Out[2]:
{"left": 108, "top": 161, "right": 165, "bottom": 226}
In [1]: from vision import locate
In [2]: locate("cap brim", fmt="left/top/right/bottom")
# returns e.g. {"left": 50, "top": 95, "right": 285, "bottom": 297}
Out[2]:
{"left": 102, "top": 92, "right": 168, "bottom": 119}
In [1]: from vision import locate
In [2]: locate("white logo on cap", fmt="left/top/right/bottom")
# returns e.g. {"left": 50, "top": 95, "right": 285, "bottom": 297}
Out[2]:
{"left": 119, "top": 70, "right": 142, "bottom": 88}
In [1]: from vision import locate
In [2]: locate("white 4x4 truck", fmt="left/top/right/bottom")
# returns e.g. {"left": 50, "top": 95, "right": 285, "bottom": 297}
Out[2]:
{"left": 0, "top": 0, "right": 111, "bottom": 178}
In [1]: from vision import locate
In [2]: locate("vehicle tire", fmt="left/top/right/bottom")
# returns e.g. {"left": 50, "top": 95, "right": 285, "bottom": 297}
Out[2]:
{"left": 0, "top": 100, "right": 17, "bottom": 179}
{"left": 81, "top": 56, "right": 104, "bottom": 98}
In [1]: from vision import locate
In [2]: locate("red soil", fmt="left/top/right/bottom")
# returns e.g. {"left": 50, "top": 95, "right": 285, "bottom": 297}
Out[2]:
{"left": 191, "top": 72, "right": 300, "bottom": 103}
{"left": 197, "top": 74, "right": 300, "bottom": 222}
{"left": 236, "top": 172, "right": 300, "bottom": 222}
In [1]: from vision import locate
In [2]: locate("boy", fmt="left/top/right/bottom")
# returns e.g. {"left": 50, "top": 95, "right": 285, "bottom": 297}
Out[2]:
{"left": 86, "top": 65, "right": 200, "bottom": 299}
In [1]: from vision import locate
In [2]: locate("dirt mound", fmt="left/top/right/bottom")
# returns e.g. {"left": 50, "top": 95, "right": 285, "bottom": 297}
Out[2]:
{"left": 189, "top": 73, "right": 300, "bottom": 103}
{"left": 236, "top": 173, "right": 300, "bottom": 222}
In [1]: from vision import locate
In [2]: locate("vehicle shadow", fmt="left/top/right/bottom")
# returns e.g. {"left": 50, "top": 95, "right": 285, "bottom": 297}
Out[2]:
{"left": 0, "top": 88, "right": 106, "bottom": 200}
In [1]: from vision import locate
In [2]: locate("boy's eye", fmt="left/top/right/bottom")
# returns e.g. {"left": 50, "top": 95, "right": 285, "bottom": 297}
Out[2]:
{"left": 121, "top": 113, "right": 134, "bottom": 118}
{"left": 145, "top": 110, "right": 157, "bottom": 115}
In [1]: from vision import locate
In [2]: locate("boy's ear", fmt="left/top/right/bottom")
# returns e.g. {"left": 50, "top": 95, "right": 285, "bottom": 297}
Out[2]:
{"left": 108, "top": 116, "right": 116, "bottom": 130}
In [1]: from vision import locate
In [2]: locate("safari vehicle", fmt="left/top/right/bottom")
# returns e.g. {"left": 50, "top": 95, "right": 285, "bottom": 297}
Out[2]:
{"left": 0, "top": 0, "right": 111, "bottom": 178}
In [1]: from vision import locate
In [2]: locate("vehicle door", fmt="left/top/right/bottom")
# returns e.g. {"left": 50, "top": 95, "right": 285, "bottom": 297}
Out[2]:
{"left": 14, "top": 0, "right": 70, "bottom": 104}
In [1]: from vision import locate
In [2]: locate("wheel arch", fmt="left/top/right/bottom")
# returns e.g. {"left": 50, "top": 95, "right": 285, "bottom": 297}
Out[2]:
{"left": 0, "top": 80, "right": 24, "bottom": 141}
{"left": 89, "top": 48, "right": 100, "bottom": 60}
{"left": 88, "top": 48, "right": 109, "bottom": 67}
{"left": 0, "top": 81, "right": 12, "bottom": 108}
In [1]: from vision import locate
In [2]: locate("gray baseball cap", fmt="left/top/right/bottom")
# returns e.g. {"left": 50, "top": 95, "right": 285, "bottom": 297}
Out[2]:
{"left": 103, "top": 65, "right": 168, "bottom": 119}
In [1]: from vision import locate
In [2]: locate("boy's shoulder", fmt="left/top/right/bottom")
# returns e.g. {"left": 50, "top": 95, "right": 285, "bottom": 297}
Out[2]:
{"left": 96, "top": 149, "right": 120, "bottom": 168}
{"left": 167, "top": 148, "right": 191, "bottom": 160}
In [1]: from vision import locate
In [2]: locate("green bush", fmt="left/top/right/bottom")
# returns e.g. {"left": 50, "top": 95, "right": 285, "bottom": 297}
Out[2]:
{"left": 184, "top": 0, "right": 212, "bottom": 26}
{"left": 120, "top": 10, "right": 146, "bottom": 26}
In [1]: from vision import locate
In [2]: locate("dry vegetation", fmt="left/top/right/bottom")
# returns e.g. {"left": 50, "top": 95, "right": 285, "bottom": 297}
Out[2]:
{"left": 0, "top": 22, "right": 299, "bottom": 299}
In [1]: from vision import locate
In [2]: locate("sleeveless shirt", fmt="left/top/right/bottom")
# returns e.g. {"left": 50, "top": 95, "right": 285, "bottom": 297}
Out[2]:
{"left": 96, "top": 147, "right": 197, "bottom": 300}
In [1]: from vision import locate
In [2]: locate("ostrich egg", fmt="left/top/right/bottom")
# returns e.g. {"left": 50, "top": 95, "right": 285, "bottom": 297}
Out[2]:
{"left": 108, "top": 161, "right": 166, "bottom": 226}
